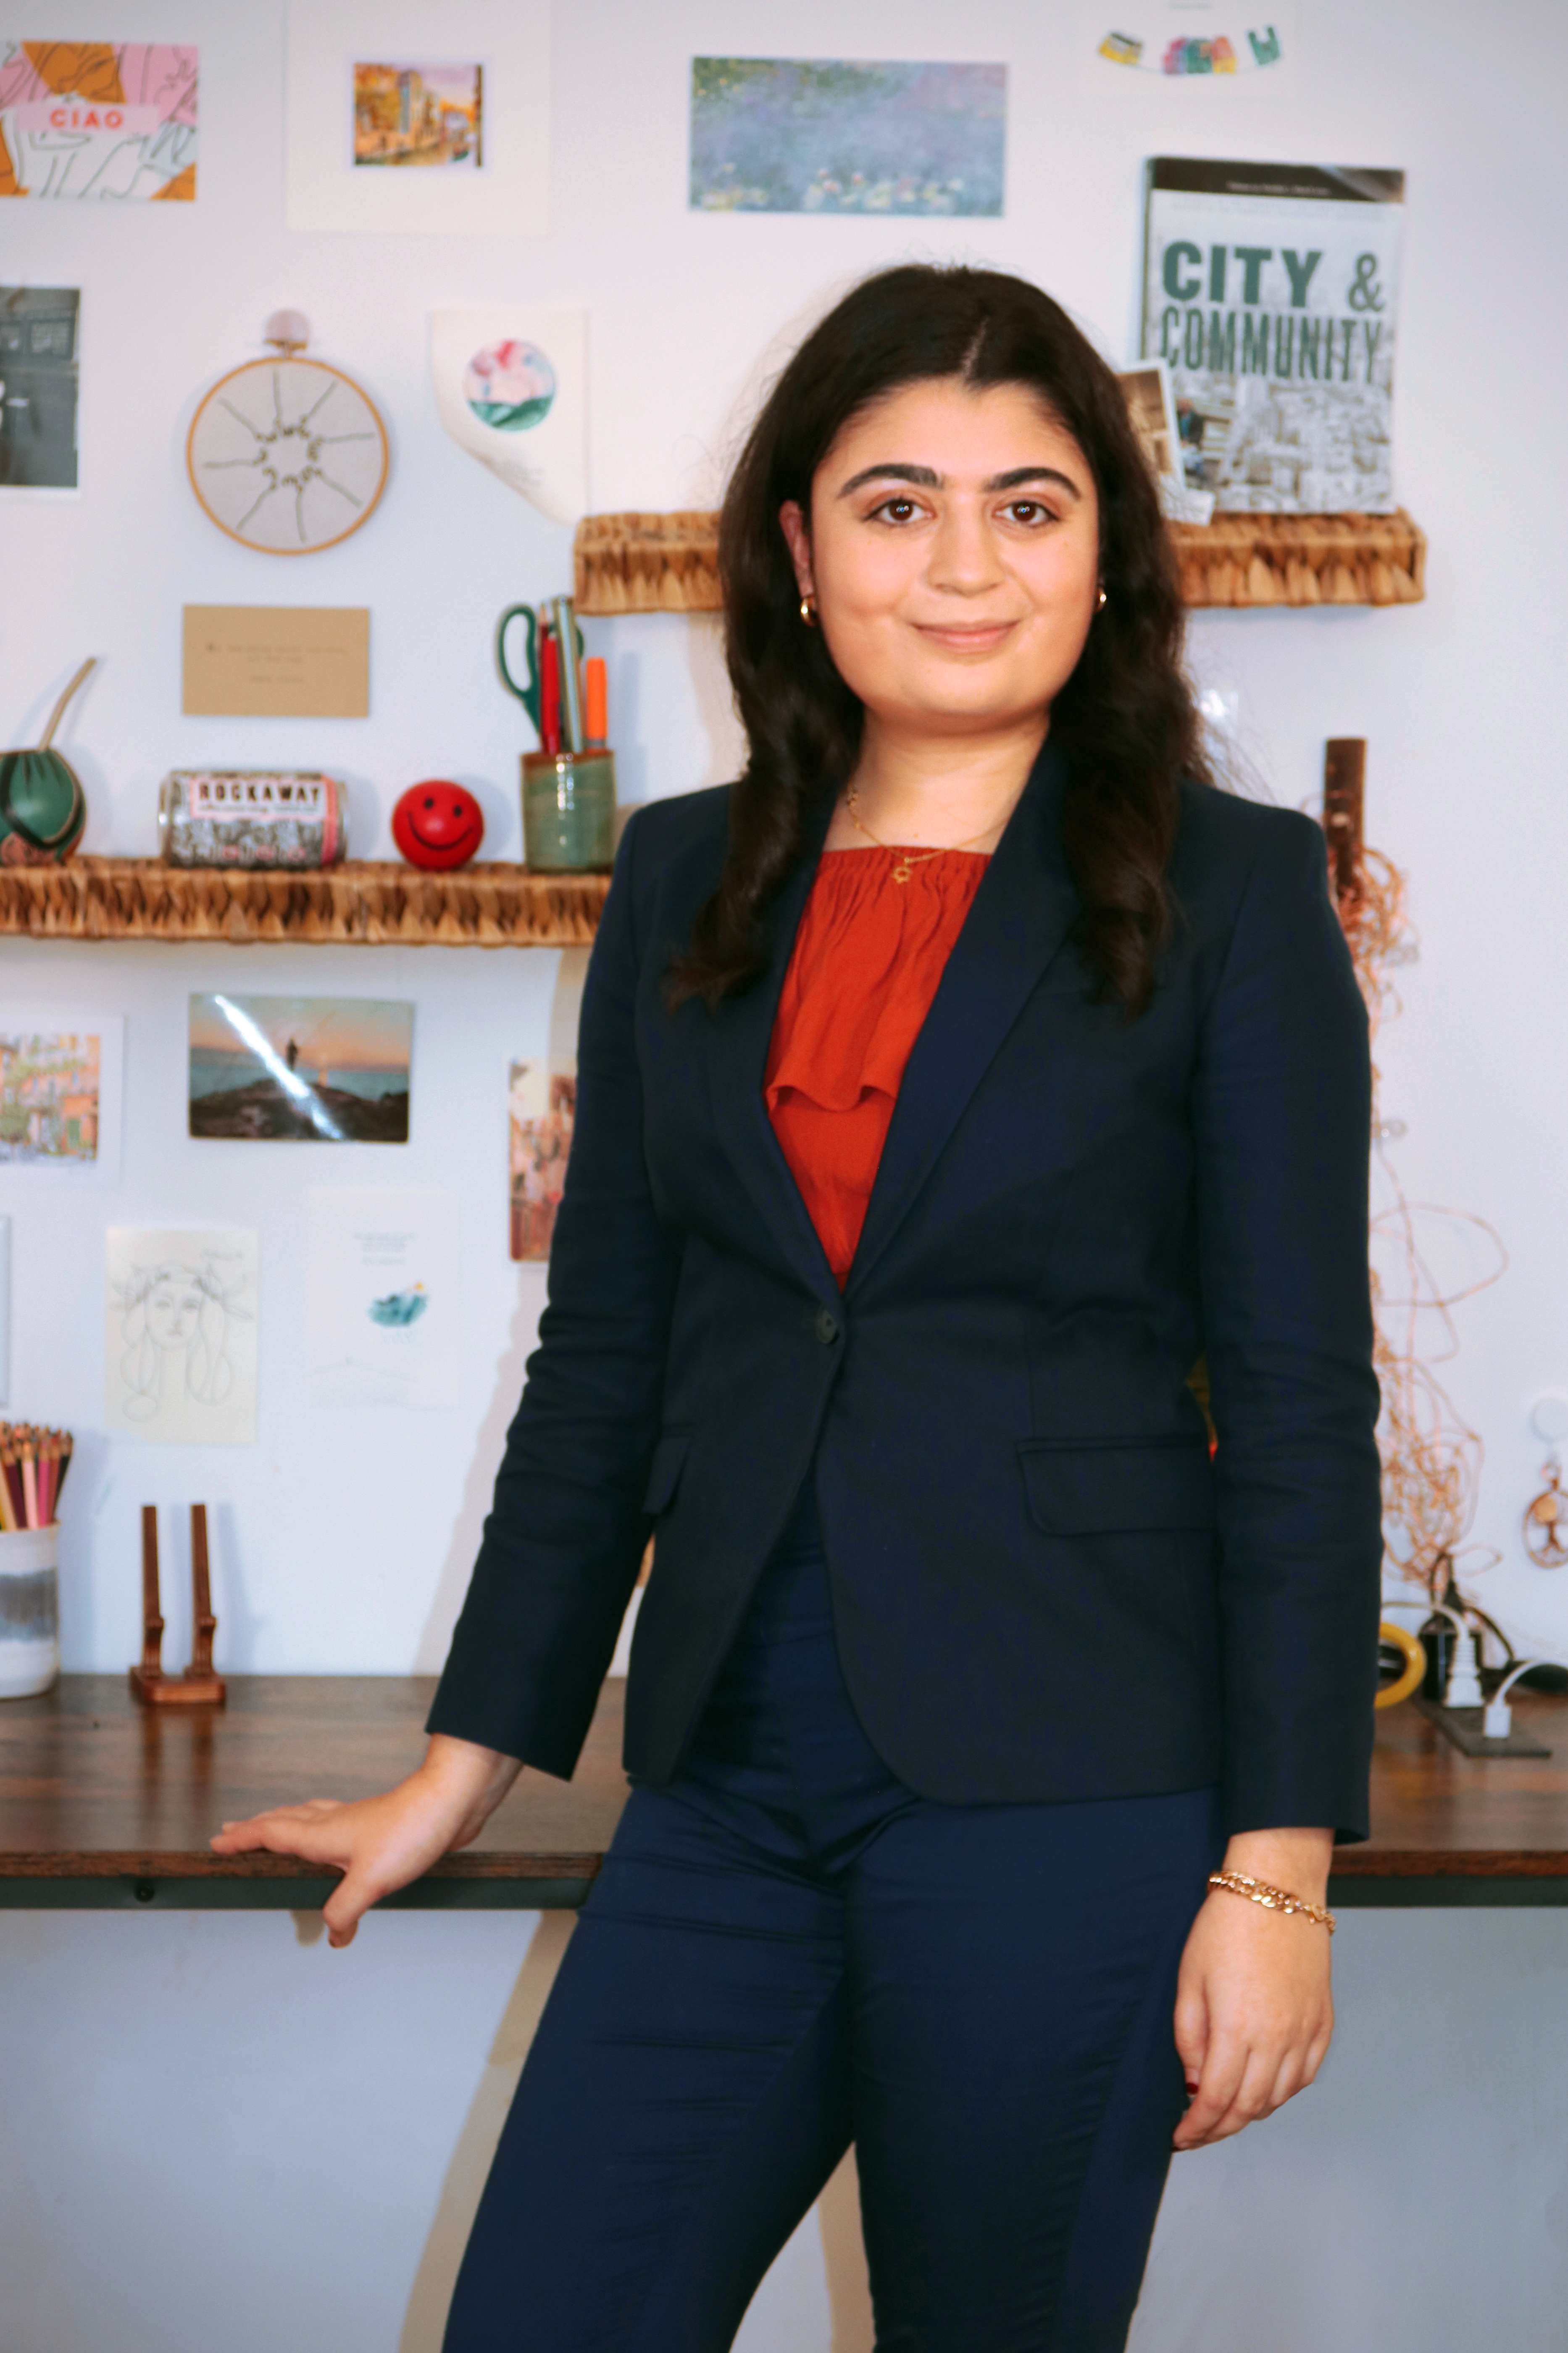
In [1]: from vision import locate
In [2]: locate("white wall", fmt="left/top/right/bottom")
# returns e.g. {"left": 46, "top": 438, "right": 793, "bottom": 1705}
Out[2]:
{"left": 4, "top": 1, "right": 1568, "bottom": 2347}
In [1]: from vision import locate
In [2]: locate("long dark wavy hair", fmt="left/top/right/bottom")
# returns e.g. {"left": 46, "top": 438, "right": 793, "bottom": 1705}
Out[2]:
{"left": 666, "top": 264, "right": 1207, "bottom": 1017}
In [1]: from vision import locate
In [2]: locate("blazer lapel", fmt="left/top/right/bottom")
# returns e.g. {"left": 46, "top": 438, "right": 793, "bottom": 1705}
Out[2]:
{"left": 706, "top": 791, "right": 841, "bottom": 1299}
{"left": 846, "top": 739, "right": 1079, "bottom": 1297}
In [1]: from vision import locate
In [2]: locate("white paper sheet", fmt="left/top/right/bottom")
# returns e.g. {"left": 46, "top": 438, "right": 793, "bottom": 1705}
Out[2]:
{"left": 306, "top": 1187, "right": 461, "bottom": 1410}
{"left": 431, "top": 306, "right": 587, "bottom": 526}
{"left": 105, "top": 1228, "right": 259, "bottom": 1445}
{"left": 285, "top": 0, "right": 550, "bottom": 236}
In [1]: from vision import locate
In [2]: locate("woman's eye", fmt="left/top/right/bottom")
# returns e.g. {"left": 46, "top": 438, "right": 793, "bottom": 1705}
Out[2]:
{"left": 1003, "top": 499, "right": 1053, "bottom": 526}
{"left": 871, "top": 496, "right": 921, "bottom": 523}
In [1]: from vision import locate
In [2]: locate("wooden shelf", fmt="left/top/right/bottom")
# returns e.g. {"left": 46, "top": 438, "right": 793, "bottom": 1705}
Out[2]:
{"left": 0, "top": 859, "right": 610, "bottom": 949}
{"left": 574, "top": 507, "right": 1426, "bottom": 615}
{"left": 575, "top": 509, "right": 722, "bottom": 615}
{"left": 1169, "top": 509, "right": 1426, "bottom": 608}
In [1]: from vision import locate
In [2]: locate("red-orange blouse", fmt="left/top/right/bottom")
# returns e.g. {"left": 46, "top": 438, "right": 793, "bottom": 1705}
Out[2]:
{"left": 765, "top": 846, "right": 990, "bottom": 1287}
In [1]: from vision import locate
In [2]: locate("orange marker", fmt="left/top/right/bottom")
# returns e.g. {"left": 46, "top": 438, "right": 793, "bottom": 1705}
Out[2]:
{"left": 584, "top": 657, "right": 609, "bottom": 749}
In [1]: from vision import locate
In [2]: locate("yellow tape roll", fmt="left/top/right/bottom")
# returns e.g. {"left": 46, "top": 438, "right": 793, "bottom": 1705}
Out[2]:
{"left": 1376, "top": 1620, "right": 1426, "bottom": 1709}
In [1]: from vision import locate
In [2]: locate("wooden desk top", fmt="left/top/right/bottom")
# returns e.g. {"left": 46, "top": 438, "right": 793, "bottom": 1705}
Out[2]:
{"left": 3, "top": 1676, "right": 1568, "bottom": 1910}
{"left": 0, "top": 1674, "right": 626, "bottom": 1909}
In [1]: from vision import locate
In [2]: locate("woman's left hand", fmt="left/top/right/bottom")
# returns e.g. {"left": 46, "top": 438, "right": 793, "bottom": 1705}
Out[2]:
{"left": 1172, "top": 1827, "right": 1335, "bottom": 2151}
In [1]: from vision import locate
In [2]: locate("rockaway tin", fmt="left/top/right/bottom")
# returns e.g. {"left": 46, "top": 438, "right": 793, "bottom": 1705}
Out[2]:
{"left": 158, "top": 772, "right": 350, "bottom": 868}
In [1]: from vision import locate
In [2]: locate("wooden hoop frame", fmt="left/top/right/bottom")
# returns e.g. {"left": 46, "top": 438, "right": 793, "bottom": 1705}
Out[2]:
{"left": 185, "top": 356, "right": 390, "bottom": 556}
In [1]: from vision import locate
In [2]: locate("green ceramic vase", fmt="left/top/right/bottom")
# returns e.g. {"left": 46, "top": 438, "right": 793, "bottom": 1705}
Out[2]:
{"left": 0, "top": 747, "right": 87, "bottom": 864}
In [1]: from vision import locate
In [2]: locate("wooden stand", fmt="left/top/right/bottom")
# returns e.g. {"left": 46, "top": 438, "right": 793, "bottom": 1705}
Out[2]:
{"left": 129, "top": 1504, "right": 226, "bottom": 1707}
{"left": 1323, "top": 737, "right": 1367, "bottom": 905}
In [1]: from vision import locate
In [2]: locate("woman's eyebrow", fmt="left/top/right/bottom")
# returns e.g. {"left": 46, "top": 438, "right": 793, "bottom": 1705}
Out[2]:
{"left": 836, "top": 461, "right": 1081, "bottom": 498}
{"left": 986, "top": 465, "right": 1081, "bottom": 498}
{"left": 838, "top": 462, "right": 939, "bottom": 495}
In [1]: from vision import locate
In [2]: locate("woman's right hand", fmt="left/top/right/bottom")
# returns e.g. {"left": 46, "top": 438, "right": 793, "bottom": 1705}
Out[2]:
{"left": 209, "top": 1734, "right": 523, "bottom": 1948}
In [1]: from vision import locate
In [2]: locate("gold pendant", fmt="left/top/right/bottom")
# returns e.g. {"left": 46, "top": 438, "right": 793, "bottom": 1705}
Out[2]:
{"left": 892, "top": 858, "right": 913, "bottom": 884}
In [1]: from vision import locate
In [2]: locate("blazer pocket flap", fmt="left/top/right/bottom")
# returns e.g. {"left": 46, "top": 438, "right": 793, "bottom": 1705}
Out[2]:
{"left": 1020, "top": 1444, "right": 1215, "bottom": 1534}
{"left": 641, "top": 1427, "right": 694, "bottom": 1516}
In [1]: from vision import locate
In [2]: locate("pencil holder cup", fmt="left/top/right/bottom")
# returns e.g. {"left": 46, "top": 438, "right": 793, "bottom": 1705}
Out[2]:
{"left": 521, "top": 750, "right": 616, "bottom": 872}
{"left": 0, "top": 1524, "right": 59, "bottom": 1699}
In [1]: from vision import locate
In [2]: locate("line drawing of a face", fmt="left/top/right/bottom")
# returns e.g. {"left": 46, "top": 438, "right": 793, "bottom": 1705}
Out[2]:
{"left": 145, "top": 1273, "right": 204, "bottom": 1349}
{"left": 116, "top": 1251, "right": 253, "bottom": 1423}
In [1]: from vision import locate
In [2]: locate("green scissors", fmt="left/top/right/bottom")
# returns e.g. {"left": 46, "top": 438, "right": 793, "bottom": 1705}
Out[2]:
{"left": 496, "top": 603, "right": 543, "bottom": 736}
{"left": 496, "top": 602, "right": 587, "bottom": 738}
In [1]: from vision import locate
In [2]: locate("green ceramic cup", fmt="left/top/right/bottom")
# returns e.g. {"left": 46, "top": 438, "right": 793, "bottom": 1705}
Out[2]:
{"left": 521, "top": 750, "right": 616, "bottom": 872}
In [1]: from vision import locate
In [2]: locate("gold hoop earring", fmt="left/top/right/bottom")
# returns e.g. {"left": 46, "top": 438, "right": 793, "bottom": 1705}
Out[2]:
{"left": 800, "top": 595, "right": 817, "bottom": 627}
{"left": 1096, "top": 585, "right": 1107, "bottom": 611}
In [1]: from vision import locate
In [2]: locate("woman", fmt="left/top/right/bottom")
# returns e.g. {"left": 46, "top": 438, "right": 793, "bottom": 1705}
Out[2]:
{"left": 216, "top": 265, "right": 1381, "bottom": 2350}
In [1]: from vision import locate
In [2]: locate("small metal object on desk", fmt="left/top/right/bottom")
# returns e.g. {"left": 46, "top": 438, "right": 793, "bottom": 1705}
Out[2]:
{"left": 1411, "top": 1694, "right": 1550, "bottom": 1759}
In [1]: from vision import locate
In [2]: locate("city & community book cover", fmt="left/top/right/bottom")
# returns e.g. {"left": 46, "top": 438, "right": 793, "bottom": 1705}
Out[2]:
{"left": 1141, "top": 157, "right": 1404, "bottom": 514}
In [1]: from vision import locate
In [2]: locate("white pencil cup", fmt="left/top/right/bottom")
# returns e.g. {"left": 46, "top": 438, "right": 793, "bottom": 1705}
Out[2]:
{"left": 0, "top": 1524, "right": 60, "bottom": 1699}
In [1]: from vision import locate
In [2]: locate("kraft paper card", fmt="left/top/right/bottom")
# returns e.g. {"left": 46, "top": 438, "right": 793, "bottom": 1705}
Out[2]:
{"left": 182, "top": 605, "right": 369, "bottom": 717}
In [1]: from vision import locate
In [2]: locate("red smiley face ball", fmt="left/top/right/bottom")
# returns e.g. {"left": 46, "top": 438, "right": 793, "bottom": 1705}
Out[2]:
{"left": 392, "top": 780, "right": 485, "bottom": 871}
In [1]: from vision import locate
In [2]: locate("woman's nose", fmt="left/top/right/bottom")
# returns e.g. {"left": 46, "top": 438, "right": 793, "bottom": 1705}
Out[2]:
{"left": 926, "top": 501, "right": 1001, "bottom": 595}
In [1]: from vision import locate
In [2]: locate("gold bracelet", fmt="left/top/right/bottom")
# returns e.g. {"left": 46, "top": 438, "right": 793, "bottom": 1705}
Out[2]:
{"left": 1208, "top": 1869, "right": 1336, "bottom": 1934}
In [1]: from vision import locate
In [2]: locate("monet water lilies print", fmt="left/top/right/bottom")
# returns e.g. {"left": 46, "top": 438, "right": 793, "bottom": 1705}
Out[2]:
{"left": 689, "top": 59, "right": 1005, "bottom": 216}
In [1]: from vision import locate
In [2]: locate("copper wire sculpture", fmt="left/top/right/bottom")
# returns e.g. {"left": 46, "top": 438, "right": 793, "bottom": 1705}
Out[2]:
{"left": 1324, "top": 742, "right": 1507, "bottom": 1608}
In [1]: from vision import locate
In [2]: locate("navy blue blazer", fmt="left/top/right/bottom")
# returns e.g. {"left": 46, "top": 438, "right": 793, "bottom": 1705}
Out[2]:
{"left": 429, "top": 743, "right": 1382, "bottom": 1840}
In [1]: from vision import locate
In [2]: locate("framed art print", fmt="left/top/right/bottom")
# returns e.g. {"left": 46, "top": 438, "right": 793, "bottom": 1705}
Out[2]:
{"left": 285, "top": 0, "right": 549, "bottom": 237}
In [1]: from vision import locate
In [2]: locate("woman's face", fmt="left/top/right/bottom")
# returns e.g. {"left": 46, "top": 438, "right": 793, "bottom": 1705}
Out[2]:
{"left": 780, "top": 376, "right": 1101, "bottom": 740}
{"left": 147, "top": 1276, "right": 202, "bottom": 1348}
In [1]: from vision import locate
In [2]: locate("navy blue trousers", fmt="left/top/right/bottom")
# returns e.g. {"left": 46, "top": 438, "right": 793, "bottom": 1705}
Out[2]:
{"left": 445, "top": 1502, "right": 1222, "bottom": 2352}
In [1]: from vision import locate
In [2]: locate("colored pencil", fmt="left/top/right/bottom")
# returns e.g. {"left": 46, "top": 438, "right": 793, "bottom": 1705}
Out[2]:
{"left": 540, "top": 624, "right": 562, "bottom": 757}
{"left": 0, "top": 1423, "right": 74, "bottom": 1526}
{"left": 52, "top": 1433, "right": 73, "bottom": 1518}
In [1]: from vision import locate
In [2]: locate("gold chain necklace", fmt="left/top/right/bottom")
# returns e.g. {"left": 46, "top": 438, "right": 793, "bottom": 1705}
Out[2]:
{"left": 842, "top": 783, "right": 996, "bottom": 885}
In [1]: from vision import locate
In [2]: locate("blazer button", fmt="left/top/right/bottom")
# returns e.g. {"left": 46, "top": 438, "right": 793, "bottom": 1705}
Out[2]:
{"left": 814, "top": 1308, "right": 840, "bottom": 1346}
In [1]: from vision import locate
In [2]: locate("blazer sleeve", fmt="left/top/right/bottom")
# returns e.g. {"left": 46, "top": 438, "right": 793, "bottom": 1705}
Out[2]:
{"left": 1192, "top": 811, "right": 1383, "bottom": 1843}
{"left": 426, "top": 808, "right": 680, "bottom": 1773}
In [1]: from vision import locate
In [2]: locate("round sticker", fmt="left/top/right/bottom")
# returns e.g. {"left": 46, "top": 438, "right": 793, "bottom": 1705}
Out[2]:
{"left": 463, "top": 339, "right": 557, "bottom": 432}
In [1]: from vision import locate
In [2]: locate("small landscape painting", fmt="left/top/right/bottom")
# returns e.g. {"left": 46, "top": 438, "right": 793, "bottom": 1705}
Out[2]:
{"left": 689, "top": 58, "right": 1005, "bottom": 216}
{"left": 353, "top": 61, "right": 482, "bottom": 169}
{"left": 189, "top": 994, "right": 411, "bottom": 1144}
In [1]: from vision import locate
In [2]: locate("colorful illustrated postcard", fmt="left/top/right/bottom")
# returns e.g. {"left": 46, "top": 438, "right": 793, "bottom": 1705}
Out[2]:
{"left": 305, "top": 1186, "right": 460, "bottom": 1410}
{"left": 0, "top": 1029, "right": 99, "bottom": 1162}
{"left": 0, "top": 287, "right": 79, "bottom": 489}
{"left": 189, "top": 995, "right": 411, "bottom": 1144}
{"left": 0, "top": 1015, "right": 123, "bottom": 1178}
{"left": 0, "top": 42, "right": 197, "bottom": 200}
{"left": 105, "top": 1228, "right": 258, "bottom": 1445}
{"left": 353, "top": 61, "right": 481, "bottom": 168}
{"left": 509, "top": 1059, "right": 575, "bottom": 1261}
{"left": 690, "top": 58, "right": 1005, "bottom": 216}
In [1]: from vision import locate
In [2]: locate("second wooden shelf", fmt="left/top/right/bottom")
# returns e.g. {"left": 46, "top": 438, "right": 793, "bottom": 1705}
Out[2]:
{"left": 573, "top": 508, "right": 1427, "bottom": 613}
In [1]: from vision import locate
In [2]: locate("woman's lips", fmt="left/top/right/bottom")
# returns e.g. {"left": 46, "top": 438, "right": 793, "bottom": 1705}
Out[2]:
{"left": 911, "top": 620, "right": 1018, "bottom": 652}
